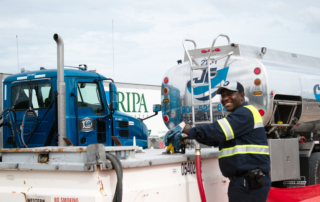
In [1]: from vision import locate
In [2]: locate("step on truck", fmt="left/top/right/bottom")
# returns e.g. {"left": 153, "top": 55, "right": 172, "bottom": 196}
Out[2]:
{"left": 0, "top": 34, "right": 229, "bottom": 202}
{"left": 161, "top": 34, "right": 320, "bottom": 188}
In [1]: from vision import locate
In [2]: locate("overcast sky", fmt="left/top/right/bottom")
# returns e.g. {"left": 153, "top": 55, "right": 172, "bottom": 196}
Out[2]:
{"left": 1, "top": 0, "right": 320, "bottom": 85}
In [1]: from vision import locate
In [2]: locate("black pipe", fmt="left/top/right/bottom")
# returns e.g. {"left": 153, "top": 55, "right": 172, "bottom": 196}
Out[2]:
{"left": 0, "top": 109, "right": 18, "bottom": 148}
{"left": 105, "top": 152, "right": 123, "bottom": 202}
{"left": 71, "top": 93, "right": 79, "bottom": 146}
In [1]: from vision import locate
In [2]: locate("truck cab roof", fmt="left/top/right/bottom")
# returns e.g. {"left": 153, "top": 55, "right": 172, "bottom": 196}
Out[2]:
{"left": 4, "top": 68, "right": 106, "bottom": 83}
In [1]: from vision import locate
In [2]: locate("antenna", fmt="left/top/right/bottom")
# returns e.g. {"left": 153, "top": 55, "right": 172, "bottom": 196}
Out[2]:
{"left": 112, "top": 19, "right": 115, "bottom": 80}
{"left": 16, "top": 35, "right": 20, "bottom": 73}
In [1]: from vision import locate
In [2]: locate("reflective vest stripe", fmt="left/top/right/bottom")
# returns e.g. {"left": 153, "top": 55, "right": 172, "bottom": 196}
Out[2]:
{"left": 244, "top": 105, "right": 264, "bottom": 129}
{"left": 219, "top": 145, "right": 269, "bottom": 159}
{"left": 254, "top": 122, "right": 264, "bottom": 129}
{"left": 217, "top": 118, "right": 234, "bottom": 141}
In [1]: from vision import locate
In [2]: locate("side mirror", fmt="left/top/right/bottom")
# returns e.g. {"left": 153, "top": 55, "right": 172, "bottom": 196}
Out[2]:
{"left": 153, "top": 104, "right": 161, "bottom": 112}
{"left": 109, "top": 83, "right": 118, "bottom": 111}
{"left": 139, "top": 104, "right": 161, "bottom": 122}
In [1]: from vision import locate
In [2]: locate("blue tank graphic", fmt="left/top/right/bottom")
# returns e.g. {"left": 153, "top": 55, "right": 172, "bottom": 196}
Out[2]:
{"left": 186, "top": 67, "right": 229, "bottom": 101}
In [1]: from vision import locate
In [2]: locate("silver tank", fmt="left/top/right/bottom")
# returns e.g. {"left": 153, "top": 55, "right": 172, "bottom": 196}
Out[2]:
{"left": 161, "top": 42, "right": 320, "bottom": 140}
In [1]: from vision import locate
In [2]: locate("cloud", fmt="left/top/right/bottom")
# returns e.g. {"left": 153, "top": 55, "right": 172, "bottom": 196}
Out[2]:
{"left": 1, "top": 0, "right": 320, "bottom": 84}
{"left": 305, "top": 7, "right": 320, "bottom": 22}
{"left": 0, "top": 19, "right": 36, "bottom": 29}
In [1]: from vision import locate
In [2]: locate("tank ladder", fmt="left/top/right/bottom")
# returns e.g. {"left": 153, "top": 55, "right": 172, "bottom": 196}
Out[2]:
{"left": 183, "top": 35, "right": 233, "bottom": 126}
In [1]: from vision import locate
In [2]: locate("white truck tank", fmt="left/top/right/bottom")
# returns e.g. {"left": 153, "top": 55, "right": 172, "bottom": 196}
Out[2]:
{"left": 161, "top": 38, "right": 320, "bottom": 140}
{"left": 161, "top": 35, "right": 320, "bottom": 185}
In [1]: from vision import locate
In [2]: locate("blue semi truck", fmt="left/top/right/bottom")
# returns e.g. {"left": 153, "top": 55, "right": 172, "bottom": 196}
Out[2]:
{"left": 0, "top": 34, "right": 159, "bottom": 149}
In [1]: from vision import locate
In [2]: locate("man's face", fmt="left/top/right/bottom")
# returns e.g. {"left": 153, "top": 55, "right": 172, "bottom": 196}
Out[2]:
{"left": 220, "top": 89, "right": 245, "bottom": 112}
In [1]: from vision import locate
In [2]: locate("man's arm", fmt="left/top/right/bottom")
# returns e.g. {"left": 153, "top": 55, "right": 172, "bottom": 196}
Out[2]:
{"left": 183, "top": 107, "right": 254, "bottom": 143}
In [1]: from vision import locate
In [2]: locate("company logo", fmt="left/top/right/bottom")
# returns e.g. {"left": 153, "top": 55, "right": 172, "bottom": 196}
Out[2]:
{"left": 187, "top": 67, "right": 229, "bottom": 101}
{"left": 314, "top": 85, "right": 320, "bottom": 102}
{"left": 84, "top": 120, "right": 92, "bottom": 128}
{"left": 106, "top": 91, "right": 148, "bottom": 113}
{"left": 79, "top": 117, "right": 95, "bottom": 132}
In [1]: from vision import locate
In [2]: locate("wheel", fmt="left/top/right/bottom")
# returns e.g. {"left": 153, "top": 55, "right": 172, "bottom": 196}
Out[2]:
{"left": 309, "top": 152, "right": 320, "bottom": 185}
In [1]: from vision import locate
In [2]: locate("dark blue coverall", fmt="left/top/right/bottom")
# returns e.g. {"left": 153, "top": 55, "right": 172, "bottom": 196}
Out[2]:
{"left": 188, "top": 102, "right": 271, "bottom": 202}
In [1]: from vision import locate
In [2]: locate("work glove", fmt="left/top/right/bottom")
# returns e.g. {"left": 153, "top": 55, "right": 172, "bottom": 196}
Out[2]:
{"left": 164, "top": 122, "right": 189, "bottom": 153}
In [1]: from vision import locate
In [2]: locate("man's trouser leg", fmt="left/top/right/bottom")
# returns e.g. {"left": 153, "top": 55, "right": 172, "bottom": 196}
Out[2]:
{"left": 228, "top": 174, "right": 271, "bottom": 202}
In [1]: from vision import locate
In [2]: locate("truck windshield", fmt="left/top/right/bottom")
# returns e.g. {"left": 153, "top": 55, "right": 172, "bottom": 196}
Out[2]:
{"left": 77, "top": 82, "right": 104, "bottom": 114}
{"left": 11, "top": 83, "right": 52, "bottom": 110}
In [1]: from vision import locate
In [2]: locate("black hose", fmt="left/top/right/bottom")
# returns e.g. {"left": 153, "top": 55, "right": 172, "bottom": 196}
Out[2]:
{"left": 105, "top": 152, "right": 123, "bottom": 202}
{"left": 0, "top": 122, "right": 18, "bottom": 148}
{"left": 19, "top": 109, "right": 37, "bottom": 137}
{"left": 0, "top": 108, "right": 37, "bottom": 137}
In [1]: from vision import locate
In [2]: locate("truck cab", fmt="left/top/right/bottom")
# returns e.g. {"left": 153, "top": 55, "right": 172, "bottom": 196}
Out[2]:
{"left": 2, "top": 68, "right": 149, "bottom": 148}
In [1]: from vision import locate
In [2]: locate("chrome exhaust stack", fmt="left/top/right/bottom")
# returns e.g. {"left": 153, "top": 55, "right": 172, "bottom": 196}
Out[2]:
{"left": 53, "top": 34, "right": 67, "bottom": 146}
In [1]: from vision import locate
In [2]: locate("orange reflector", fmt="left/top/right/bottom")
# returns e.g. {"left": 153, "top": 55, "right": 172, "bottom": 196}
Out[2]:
{"left": 254, "top": 79, "right": 261, "bottom": 86}
{"left": 163, "top": 87, "right": 169, "bottom": 94}
{"left": 163, "top": 99, "right": 169, "bottom": 103}
{"left": 254, "top": 92, "right": 263, "bottom": 95}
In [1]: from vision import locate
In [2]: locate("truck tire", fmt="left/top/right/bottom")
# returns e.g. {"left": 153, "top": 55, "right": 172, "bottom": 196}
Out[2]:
{"left": 309, "top": 152, "right": 320, "bottom": 185}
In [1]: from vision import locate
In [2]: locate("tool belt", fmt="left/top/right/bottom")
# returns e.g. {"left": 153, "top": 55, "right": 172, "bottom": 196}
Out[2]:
{"left": 228, "top": 168, "right": 267, "bottom": 189}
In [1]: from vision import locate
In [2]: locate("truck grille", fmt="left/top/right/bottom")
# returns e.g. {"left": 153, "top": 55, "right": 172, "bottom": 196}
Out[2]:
{"left": 119, "top": 121, "right": 129, "bottom": 128}
{"left": 119, "top": 130, "right": 129, "bottom": 137}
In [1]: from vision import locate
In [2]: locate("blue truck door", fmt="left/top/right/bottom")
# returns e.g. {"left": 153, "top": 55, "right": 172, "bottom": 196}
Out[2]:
{"left": 75, "top": 79, "right": 112, "bottom": 146}
{"left": 8, "top": 81, "right": 55, "bottom": 148}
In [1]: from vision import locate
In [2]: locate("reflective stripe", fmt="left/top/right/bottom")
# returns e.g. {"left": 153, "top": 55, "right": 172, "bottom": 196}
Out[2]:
{"left": 219, "top": 145, "right": 269, "bottom": 159}
{"left": 254, "top": 122, "right": 264, "bottom": 129}
{"left": 217, "top": 118, "right": 234, "bottom": 141}
{"left": 244, "top": 105, "right": 264, "bottom": 129}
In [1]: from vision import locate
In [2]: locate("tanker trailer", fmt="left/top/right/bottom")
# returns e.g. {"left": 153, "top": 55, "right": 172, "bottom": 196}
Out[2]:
{"left": 161, "top": 34, "right": 320, "bottom": 188}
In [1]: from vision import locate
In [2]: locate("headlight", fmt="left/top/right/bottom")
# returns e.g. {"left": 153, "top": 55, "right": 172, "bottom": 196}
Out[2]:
{"left": 170, "top": 110, "right": 177, "bottom": 118}
{"left": 168, "top": 122, "right": 175, "bottom": 129}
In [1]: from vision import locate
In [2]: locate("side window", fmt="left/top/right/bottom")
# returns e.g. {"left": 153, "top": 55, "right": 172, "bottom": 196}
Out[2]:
{"left": 11, "top": 83, "right": 52, "bottom": 110}
{"left": 77, "top": 82, "right": 104, "bottom": 114}
{"left": 31, "top": 83, "right": 52, "bottom": 109}
{"left": 11, "top": 85, "right": 30, "bottom": 110}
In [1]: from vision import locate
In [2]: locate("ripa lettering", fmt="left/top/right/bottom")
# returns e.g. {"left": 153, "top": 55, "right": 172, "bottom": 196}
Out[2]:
{"left": 117, "top": 91, "right": 148, "bottom": 113}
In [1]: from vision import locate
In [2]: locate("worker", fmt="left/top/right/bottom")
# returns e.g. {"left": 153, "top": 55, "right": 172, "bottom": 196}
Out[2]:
{"left": 165, "top": 80, "right": 271, "bottom": 202}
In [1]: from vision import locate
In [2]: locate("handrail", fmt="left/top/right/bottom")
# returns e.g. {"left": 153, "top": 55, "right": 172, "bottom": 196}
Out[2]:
{"left": 207, "top": 34, "right": 231, "bottom": 120}
{"left": 182, "top": 39, "right": 197, "bottom": 66}
{"left": 207, "top": 34, "right": 230, "bottom": 62}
